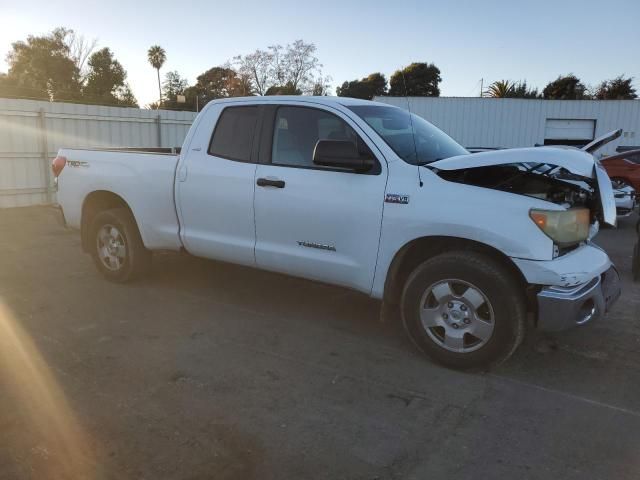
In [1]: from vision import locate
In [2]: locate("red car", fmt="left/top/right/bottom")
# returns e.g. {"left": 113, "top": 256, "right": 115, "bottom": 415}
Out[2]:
{"left": 601, "top": 149, "right": 640, "bottom": 192}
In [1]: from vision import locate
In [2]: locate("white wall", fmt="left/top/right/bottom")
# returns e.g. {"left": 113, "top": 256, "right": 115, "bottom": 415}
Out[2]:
{"left": 374, "top": 97, "right": 640, "bottom": 155}
{"left": 0, "top": 98, "right": 197, "bottom": 208}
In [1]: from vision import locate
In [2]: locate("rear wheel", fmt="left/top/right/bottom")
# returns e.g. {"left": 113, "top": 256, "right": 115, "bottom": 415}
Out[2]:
{"left": 401, "top": 251, "right": 526, "bottom": 370}
{"left": 89, "top": 208, "right": 151, "bottom": 282}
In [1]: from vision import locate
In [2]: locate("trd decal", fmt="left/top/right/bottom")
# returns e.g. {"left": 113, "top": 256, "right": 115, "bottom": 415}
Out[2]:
{"left": 67, "top": 160, "right": 89, "bottom": 168}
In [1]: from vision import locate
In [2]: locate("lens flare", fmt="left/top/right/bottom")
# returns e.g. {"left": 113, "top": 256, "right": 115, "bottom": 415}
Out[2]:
{"left": 0, "top": 298, "right": 95, "bottom": 478}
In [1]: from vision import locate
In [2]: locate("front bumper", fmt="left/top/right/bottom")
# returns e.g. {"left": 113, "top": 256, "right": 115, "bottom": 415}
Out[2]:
{"left": 513, "top": 243, "right": 612, "bottom": 287}
{"left": 536, "top": 266, "right": 621, "bottom": 332}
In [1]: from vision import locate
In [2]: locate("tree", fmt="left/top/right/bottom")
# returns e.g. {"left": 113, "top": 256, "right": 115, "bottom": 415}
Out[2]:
{"left": 181, "top": 66, "right": 249, "bottom": 111}
{"left": 0, "top": 72, "right": 35, "bottom": 99}
{"left": 83, "top": 47, "right": 127, "bottom": 104}
{"left": 511, "top": 81, "right": 539, "bottom": 99}
{"left": 543, "top": 74, "right": 588, "bottom": 99}
{"left": 389, "top": 63, "right": 441, "bottom": 97}
{"left": 234, "top": 49, "right": 271, "bottom": 95}
{"left": 594, "top": 76, "right": 637, "bottom": 100}
{"left": 114, "top": 84, "right": 138, "bottom": 107}
{"left": 483, "top": 80, "right": 539, "bottom": 98}
{"left": 281, "top": 40, "right": 322, "bottom": 93}
{"left": 484, "top": 79, "right": 515, "bottom": 98}
{"left": 311, "top": 75, "right": 332, "bottom": 96}
{"left": 265, "top": 82, "right": 301, "bottom": 95}
{"left": 337, "top": 72, "right": 387, "bottom": 100}
{"left": 1, "top": 27, "right": 136, "bottom": 106}
{"left": 235, "top": 40, "right": 324, "bottom": 95}
{"left": 147, "top": 45, "right": 166, "bottom": 107}
{"left": 161, "top": 71, "right": 188, "bottom": 109}
{"left": 195, "top": 66, "right": 245, "bottom": 99}
{"left": 235, "top": 70, "right": 254, "bottom": 97}
{"left": 63, "top": 29, "right": 97, "bottom": 81}
{"left": 4, "top": 27, "right": 82, "bottom": 101}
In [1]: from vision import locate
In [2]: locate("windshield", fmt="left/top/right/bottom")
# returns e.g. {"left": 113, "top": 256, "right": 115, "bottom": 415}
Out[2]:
{"left": 348, "top": 105, "right": 468, "bottom": 165}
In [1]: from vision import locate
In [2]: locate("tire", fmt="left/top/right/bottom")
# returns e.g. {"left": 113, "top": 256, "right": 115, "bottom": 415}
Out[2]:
{"left": 401, "top": 251, "right": 526, "bottom": 370}
{"left": 88, "top": 208, "right": 151, "bottom": 282}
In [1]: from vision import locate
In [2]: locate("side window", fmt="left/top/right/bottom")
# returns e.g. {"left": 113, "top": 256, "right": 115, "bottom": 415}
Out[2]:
{"left": 208, "top": 106, "right": 259, "bottom": 162}
{"left": 271, "top": 106, "right": 371, "bottom": 170}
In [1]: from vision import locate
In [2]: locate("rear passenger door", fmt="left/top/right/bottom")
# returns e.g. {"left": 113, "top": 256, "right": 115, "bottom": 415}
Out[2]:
{"left": 176, "top": 103, "right": 259, "bottom": 267}
{"left": 253, "top": 103, "right": 387, "bottom": 293}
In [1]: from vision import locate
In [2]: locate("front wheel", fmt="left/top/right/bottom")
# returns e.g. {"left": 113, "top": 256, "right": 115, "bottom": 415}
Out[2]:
{"left": 89, "top": 208, "right": 151, "bottom": 282}
{"left": 401, "top": 251, "right": 526, "bottom": 370}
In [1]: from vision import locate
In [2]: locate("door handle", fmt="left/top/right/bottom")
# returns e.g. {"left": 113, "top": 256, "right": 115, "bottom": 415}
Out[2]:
{"left": 256, "top": 178, "right": 285, "bottom": 188}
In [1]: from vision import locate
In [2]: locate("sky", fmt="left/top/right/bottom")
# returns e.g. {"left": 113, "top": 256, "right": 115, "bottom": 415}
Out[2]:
{"left": 1, "top": 0, "right": 639, "bottom": 107}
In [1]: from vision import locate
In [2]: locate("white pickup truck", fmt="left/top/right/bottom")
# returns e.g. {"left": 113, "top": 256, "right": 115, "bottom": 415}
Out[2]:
{"left": 54, "top": 96, "right": 621, "bottom": 369}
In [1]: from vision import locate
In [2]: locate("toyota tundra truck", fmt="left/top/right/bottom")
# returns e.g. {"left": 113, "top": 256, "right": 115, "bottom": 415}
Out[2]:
{"left": 53, "top": 96, "right": 621, "bottom": 369}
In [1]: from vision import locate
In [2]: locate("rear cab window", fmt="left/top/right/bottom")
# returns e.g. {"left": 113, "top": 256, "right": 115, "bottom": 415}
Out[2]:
{"left": 208, "top": 106, "right": 259, "bottom": 162}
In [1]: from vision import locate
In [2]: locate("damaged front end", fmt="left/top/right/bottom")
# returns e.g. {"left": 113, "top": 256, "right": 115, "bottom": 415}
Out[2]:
{"left": 428, "top": 143, "right": 621, "bottom": 330}
{"left": 429, "top": 146, "right": 617, "bottom": 232}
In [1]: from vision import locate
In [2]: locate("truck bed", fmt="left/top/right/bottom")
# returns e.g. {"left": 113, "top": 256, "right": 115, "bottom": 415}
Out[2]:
{"left": 56, "top": 148, "right": 183, "bottom": 251}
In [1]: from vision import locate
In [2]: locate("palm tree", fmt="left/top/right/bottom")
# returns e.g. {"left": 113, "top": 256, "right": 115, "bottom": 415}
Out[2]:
{"left": 147, "top": 45, "right": 166, "bottom": 108}
{"left": 484, "top": 80, "right": 515, "bottom": 98}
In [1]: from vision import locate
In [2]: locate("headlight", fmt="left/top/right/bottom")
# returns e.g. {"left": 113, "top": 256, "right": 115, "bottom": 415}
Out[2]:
{"left": 529, "top": 208, "right": 590, "bottom": 246}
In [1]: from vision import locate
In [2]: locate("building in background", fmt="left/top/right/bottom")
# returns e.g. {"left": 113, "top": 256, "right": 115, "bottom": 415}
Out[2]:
{"left": 374, "top": 97, "right": 640, "bottom": 157}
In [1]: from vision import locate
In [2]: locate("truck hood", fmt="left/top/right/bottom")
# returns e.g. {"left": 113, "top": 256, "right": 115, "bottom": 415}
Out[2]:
{"left": 582, "top": 128, "right": 622, "bottom": 154}
{"left": 430, "top": 147, "right": 595, "bottom": 177}
{"left": 429, "top": 147, "right": 617, "bottom": 227}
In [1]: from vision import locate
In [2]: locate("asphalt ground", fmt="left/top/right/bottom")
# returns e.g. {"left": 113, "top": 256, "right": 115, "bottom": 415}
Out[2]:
{"left": 0, "top": 206, "right": 639, "bottom": 479}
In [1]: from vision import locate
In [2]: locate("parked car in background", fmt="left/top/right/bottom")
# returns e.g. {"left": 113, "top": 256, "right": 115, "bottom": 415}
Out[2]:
{"left": 601, "top": 149, "right": 640, "bottom": 194}
{"left": 613, "top": 184, "right": 637, "bottom": 217}
{"left": 53, "top": 97, "right": 621, "bottom": 370}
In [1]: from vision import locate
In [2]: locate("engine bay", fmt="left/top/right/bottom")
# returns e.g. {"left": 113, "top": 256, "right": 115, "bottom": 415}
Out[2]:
{"left": 436, "top": 164, "right": 596, "bottom": 211}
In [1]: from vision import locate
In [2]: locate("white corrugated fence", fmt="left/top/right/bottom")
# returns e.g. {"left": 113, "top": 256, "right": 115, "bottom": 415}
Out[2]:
{"left": 0, "top": 98, "right": 197, "bottom": 208}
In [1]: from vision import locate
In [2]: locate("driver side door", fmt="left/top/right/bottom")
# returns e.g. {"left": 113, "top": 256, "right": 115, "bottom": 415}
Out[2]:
{"left": 253, "top": 103, "right": 388, "bottom": 293}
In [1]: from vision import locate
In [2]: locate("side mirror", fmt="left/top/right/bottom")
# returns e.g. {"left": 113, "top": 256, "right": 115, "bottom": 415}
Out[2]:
{"left": 312, "top": 140, "right": 374, "bottom": 172}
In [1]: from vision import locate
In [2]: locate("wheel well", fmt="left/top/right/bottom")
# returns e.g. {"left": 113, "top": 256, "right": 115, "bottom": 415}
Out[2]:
{"left": 383, "top": 236, "right": 532, "bottom": 310}
{"left": 81, "top": 191, "right": 133, "bottom": 252}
